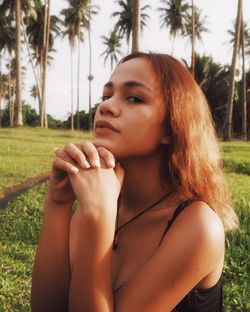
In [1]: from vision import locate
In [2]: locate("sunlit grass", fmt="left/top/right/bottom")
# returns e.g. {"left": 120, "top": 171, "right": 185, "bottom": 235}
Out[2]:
{"left": 0, "top": 127, "right": 91, "bottom": 197}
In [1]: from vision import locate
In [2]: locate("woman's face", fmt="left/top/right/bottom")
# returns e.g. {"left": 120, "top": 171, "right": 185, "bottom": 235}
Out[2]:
{"left": 93, "top": 57, "right": 167, "bottom": 159}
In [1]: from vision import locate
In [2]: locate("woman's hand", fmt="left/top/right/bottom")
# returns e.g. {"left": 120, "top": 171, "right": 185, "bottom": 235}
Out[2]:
{"left": 69, "top": 161, "right": 124, "bottom": 217}
{"left": 47, "top": 141, "right": 122, "bottom": 211}
{"left": 65, "top": 141, "right": 124, "bottom": 216}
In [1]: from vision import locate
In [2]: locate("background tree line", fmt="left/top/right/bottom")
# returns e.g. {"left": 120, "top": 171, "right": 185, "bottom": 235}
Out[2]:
{"left": 0, "top": 0, "right": 249, "bottom": 140}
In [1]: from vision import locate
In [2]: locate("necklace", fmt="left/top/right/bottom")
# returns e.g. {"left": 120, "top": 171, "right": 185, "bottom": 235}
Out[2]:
{"left": 112, "top": 189, "right": 174, "bottom": 250}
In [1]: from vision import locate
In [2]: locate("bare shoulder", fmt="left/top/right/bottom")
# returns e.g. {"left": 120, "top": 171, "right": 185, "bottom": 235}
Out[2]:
{"left": 115, "top": 201, "right": 225, "bottom": 311}
{"left": 164, "top": 200, "right": 225, "bottom": 260}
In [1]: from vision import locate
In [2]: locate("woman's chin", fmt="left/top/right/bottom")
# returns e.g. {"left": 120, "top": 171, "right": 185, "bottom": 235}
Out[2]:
{"left": 92, "top": 138, "right": 117, "bottom": 155}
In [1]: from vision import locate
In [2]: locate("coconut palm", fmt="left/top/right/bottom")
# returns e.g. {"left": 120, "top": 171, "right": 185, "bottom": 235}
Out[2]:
{"left": 112, "top": 0, "right": 150, "bottom": 51}
{"left": 158, "top": 0, "right": 189, "bottom": 55}
{"left": 14, "top": 0, "right": 23, "bottom": 126}
{"left": 132, "top": 0, "right": 140, "bottom": 52}
{"left": 225, "top": 19, "right": 249, "bottom": 139}
{"left": 61, "top": 6, "right": 80, "bottom": 131}
{"left": 61, "top": 0, "right": 92, "bottom": 130}
{"left": 224, "top": 0, "right": 242, "bottom": 141}
{"left": 240, "top": 12, "right": 247, "bottom": 140}
{"left": 184, "top": 5, "right": 209, "bottom": 75}
{"left": 100, "top": 30, "right": 123, "bottom": 72}
{"left": 87, "top": 1, "right": 99, "bottom": 131}
{"left": 26, "top": 0, "right": 60, "bottom": 127}
{"left": 0, "top": 0, "right": 35, "bottom": 126}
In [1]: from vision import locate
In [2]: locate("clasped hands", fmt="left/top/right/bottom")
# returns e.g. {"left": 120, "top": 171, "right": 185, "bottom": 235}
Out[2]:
{"left": 46, "top": 140, "right": 124, "bottom": 218}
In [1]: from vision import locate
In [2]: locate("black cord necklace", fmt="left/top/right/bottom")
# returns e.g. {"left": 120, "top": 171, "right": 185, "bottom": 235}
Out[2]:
{"left": 112, "top": 189, "right": 174, "bottom": 250}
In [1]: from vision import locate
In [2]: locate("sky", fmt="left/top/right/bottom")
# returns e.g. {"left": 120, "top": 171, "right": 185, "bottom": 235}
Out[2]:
{"left": 21, "top": 0, "right": 250, "bottom": 120}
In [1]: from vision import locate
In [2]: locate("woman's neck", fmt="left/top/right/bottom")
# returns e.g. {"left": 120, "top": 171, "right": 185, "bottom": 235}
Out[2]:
{"left": 119, "top": 152, "right": 172, "bottom": 214}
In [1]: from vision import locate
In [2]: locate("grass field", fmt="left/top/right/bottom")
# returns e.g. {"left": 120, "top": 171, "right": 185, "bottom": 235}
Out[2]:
{"left": 0, "top": 127, "right": 91, "bottom": 197}
{"left": 0, "top": 128, "right": 249, "bottom": 311}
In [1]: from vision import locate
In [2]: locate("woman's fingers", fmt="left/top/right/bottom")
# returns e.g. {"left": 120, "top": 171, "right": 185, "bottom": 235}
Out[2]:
{"left": 63, "top": 143, "right": 91, "bottom": 169}
{"left": 76, "top": 141, "right": 102, "bottom": 168}
{"left": 54, "top": 147, "right": 77, "bottom": 166}
{"left": 53, "top": 157, "right": 79, "bottom": 175}
{"left": 96, "top": 147, "right": 116, "bottom": 168}
{"left": 55, "top": 141, "right": 116, "bottom": 170}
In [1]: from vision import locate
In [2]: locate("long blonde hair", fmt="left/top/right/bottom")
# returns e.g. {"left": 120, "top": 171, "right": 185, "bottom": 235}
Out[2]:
{"left": 121, "top": 52, "right": 238, "bottom": 230}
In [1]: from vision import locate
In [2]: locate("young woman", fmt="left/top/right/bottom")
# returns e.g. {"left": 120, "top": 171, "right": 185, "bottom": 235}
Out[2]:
{"left": 31, "top": 52, "right": 238, "bottom": 312}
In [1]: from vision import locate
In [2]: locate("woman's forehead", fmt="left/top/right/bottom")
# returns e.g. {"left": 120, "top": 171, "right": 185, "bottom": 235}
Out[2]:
{"left": 109, "top": 57, "right": 158, "bottom": 89}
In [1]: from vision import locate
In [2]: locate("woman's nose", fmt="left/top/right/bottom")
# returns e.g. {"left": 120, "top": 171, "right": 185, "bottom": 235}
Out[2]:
{"left": 99, "top": 98, "right": 121, "bottom": 117}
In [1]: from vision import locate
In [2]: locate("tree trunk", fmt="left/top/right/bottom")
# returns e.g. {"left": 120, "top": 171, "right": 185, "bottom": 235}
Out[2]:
{"left": 240, "top": 9, "right": 247, "bottom": 140}
{"left": 171, "top": 34, "right": 176, "bottom": 55}
{"left": 21, "top": 20, "right": 42, "bottom": 111}
{"left": 223, "top": 0, "right": 242, "bottom": 141}
{"left": 14, "top": 0, "right": 23, "bottom": 126}
{"left": 76, "top": 34, "right": 80, "bottom": 131}
{"left": 88, "top": 3, "right": 93, "bottom": 131}
{"left": 132, "top": 0, "right": 140, "bottom": 52}
{"left": 70, "top": 46, "right": 74, "bottom": 131}
{"left": 111, "top": 56, "right": 114, "bottom": 72}
{"left": 191, "top": 0, "right": 195, "bottom": 77}
{"left": 8, "top": 56, "right": 14, "bottom": 127}
{"left": 41, "top": 0, "right": 50, "bottom": 128}
{"left": 39, "top": 57, "right": 44, "bottom": 127}
{"left": 0, "top": 53, "right": 2, "bottom": 128}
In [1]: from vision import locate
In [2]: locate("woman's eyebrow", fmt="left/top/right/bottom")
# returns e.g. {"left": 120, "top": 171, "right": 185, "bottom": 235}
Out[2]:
{"left": 103, "top": 80, "right": 152, "bottom": 92}
{"left": 124, "top": 80, "right": 152, "bottom": 92}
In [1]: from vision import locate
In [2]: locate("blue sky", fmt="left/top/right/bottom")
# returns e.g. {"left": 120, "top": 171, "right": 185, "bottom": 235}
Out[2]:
{"left": 22, "top": 0, "right": 250, "bottom": 120}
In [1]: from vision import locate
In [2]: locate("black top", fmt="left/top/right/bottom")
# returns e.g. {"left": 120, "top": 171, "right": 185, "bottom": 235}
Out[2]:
{"left": 113, "top": 200, "right": 223, "bottom": 312}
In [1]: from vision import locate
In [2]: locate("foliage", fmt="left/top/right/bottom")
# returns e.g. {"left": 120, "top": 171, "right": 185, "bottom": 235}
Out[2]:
{"left": 183, "top": 5, "right": 210, "bottom": 42}
{"left": 111, "top": 0, "right": 150, "bottom": 46}
{"left": 100, "top": 29, "right": 123, "bottom": 71}
{"left": 158, "top": 0, "right": 189, "bottom": 52}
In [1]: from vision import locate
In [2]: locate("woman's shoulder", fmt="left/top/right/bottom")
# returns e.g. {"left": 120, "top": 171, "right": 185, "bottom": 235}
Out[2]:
{"left": 161, "top": 200, "right": 225, "bottom": 265}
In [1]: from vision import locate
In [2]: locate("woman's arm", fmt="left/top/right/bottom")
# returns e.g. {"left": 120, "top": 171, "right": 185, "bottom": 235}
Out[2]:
{"left": 31, "top": 198, "right": 72, "bottom": 312}
{"left": 68, "top": 208, "right": 116, "bottom": 312}
{"left": 31, "top": 144, "right": 80, "bottom": 311}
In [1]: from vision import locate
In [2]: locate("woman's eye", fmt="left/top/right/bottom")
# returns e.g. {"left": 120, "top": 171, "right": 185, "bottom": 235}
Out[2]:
{"left": 102, "top": 95, "right": 111, "bottom": 101}
{"left": 127, "top": 96, "right": 143, "bottom": 104}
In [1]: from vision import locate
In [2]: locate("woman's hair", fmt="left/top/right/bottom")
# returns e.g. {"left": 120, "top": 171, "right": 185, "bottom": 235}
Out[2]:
{"left": 120, "top": 52, "right": 238, "bottom": 231}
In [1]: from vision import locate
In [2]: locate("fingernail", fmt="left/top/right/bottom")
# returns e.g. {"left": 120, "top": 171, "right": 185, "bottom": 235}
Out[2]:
{"left": 93, "top": 158, "right": 101, "bottom": 168}
{"left": 108, "top": 159, "right": 115, "bottom": 167}
{"left": 71, "top": 167, "right": 79, "bottom": 174}
{"left": 54, "top": 147, "right": 59, "bottom": 153}
{"left": 83, "top": 160, "right": 91, "bottom": 168}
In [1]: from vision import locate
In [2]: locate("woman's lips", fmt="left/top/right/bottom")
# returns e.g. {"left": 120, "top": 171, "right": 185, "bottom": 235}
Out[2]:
{"left": 95, "top": 120, "right": 120, "bottom": 132}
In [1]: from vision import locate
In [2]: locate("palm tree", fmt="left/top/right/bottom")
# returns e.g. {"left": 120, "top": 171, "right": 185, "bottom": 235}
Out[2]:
{"left": 225, "top": 19, "right": 249, "bottom": 140}
{"left": 132, "top": 0, "right": 140, "bottom": 52}
{"left": 240, "top": 9, "right": 247, "bottom": 140}
{"left": 184, "top": 5, "right": 209, "bottom": 75}
{"left": 0, "top": 0, "right": 34, "bottom": 127}
{"left": 158, "top": 0, "right": 189, "bottom": 55}
{"left": 14, "top": 0, "right": 23, "bottom": 126}
{"left": 112, "top": 0, "right": 150, "bottom": 52}
{"left": 61, "top": 0, "right": 91, "bottom": 130}
{"left": 100, "top": 30, "right": 123, "bottom": 72}
{"left": 61, "top": 7, "right": 79, "bottom": 131}
{"left": 26, "top": 0, "right": 60, "bottom": 127}
{"left": 224, "top": 0, "right": 242, "bottom": 141}
{"left": 191, "top": 0, "right": 195, "bottom": 75}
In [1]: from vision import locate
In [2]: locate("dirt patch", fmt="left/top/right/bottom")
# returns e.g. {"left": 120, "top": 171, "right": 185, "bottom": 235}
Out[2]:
{"left": 0, "top": 173, "right": 50, "bottom": 209}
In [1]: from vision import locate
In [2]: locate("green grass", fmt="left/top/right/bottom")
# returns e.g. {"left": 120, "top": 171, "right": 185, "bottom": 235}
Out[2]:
{"left": 0, "top": 127, "right": 91, "bottom": 197}
{"left": 0, "top": 129, "right": 249, "bottom": 311}
{"left": 221, "top": 140, "right": 250, "bottom": 175}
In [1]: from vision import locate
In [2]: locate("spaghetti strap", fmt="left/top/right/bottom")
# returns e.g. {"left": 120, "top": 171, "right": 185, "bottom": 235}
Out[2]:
{"left": 158, "top": 199, "right": 193, "bottom": 248}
